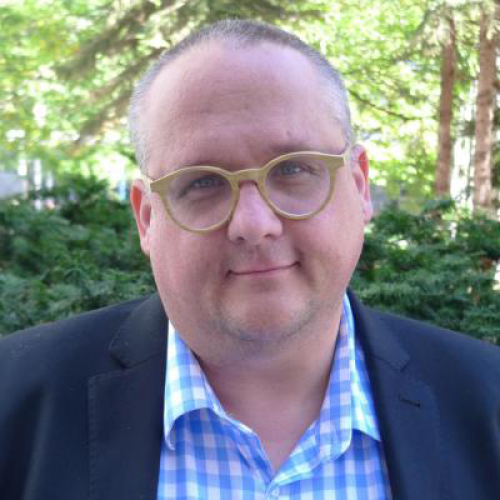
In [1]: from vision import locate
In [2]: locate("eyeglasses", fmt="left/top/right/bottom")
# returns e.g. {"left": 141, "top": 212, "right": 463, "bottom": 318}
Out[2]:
{"left": 141, "top": 148, "right": 351, "bottom": 233}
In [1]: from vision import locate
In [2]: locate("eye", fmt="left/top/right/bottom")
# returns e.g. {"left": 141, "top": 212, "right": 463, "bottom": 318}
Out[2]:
{"left": 190, "top": 175, "right": 225, "bottom": 189}
{"left": 175, "top": 172, "right": 228, "bottom": 200}
{"left": 274, "top": 161, "right": 308, "bottom": 176}
{"left": 271, "top": 160, "right": 322, "bottom": 179}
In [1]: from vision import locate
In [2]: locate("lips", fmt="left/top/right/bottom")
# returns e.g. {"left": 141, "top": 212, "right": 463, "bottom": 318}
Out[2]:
{"left": 230, "top": 262, "right": 297, "bottom": 276}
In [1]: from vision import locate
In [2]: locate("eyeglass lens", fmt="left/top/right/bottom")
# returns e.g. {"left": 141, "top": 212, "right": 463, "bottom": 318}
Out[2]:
{"left": 265, "top": 158, "right": 331, "bottom": 217}
{"left": 166, "top": 156, "right": 332, "bottom": 231}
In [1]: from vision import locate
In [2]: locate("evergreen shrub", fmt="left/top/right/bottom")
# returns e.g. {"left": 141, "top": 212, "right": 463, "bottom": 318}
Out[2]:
{"left": 0, "top": 175, "right": 154, "bottom": 335}
{"left": 351, "top": 199, "right": 500, "bottom": 344}
{"left": 1, "top": 176, "right": 499, "bottom": 344}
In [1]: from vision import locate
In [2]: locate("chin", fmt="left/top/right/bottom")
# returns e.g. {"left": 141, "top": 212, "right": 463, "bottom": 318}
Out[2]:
{"left": 213, "top": 297, "right": 318, "bottom": 345}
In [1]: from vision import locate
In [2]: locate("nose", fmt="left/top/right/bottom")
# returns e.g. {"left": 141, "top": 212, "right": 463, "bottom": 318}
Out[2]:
{"left": 227, "top": 182, "right": 283, "bottom": 245}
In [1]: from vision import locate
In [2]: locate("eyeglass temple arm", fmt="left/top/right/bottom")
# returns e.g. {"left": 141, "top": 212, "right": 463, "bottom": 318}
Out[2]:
{"left": 140, "top": 174, "right": 152, "bottom": 192}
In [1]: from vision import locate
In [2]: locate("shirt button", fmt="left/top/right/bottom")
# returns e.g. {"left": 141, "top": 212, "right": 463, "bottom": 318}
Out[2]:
{"left": 269, "top": 488, "right": 279, "bottom": 498}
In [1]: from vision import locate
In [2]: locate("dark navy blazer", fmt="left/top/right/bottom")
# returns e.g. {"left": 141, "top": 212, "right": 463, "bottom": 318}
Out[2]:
{"left": 1, "top": 292, "right": 499, "bottom": 499}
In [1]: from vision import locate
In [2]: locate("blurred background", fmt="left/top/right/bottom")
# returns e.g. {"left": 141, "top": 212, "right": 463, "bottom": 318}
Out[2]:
{"left": 0, "top": 0, "right": 499, "bottom": 342}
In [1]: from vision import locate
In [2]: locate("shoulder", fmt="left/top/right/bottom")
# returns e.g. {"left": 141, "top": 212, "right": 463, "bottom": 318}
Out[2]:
{"left": 0, "top": 296, "right": 152, "bottom": 388}
{"left": 355, "top": 299, "right": 500, "bottom": 397}
{"left": 348, "top": 290, "right": 500, "bottom": 387}
{"left": 372, "top": 306, "right": 499, "bottom": 367}
{"left": 0, "top": 295, "right": 161, "bottom": 494}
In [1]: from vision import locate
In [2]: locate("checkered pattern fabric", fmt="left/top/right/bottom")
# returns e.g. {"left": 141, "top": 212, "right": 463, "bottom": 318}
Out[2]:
{"left": 157, "top": 295, "right": 393, "bottom": 499}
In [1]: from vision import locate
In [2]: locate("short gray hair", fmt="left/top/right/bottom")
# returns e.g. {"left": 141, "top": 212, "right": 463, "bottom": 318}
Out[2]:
{"left": 129, "top": 19, "right": 353, "bottom": 172}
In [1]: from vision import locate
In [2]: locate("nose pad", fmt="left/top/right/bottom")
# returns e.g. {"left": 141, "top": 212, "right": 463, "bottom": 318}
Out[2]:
{"left": 227, "top": 182, "right": 283, "bottom": 243}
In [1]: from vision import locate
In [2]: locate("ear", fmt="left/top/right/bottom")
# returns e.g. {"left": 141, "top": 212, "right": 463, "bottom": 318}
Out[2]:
{"left": 351, "top": 145, "right": 373, "bottom": 224}
{"left": 130, "top": 179, "right": 153, "bottom": 257}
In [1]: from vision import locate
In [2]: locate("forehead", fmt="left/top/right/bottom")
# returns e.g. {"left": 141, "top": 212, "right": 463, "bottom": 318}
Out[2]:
{"left": 144, "top": 42, "right": 344, "bottom": 174}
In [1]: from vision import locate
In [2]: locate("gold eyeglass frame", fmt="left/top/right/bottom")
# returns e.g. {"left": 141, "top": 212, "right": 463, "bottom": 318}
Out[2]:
{"left": 141, "top": 148, "right": 351, "bottom": 234}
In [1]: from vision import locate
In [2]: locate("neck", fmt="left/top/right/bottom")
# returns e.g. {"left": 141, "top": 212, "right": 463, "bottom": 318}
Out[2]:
{"left": 197, "top": 306, "right": 342, "bottom": 471}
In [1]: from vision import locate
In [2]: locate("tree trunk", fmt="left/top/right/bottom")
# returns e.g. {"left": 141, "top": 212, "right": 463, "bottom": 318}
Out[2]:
{"left": 473, "top": 3, "right": 498, "bottom": 211}
{"left": 26, "top": 159, "right": 36, "bottom": 194}
{"left": 435, "top": 14, "right": 456, "bottom": 196}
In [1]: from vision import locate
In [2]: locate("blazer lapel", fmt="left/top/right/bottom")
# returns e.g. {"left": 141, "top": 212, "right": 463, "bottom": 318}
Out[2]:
{"left": 88, "top": 294, "right": 168, "bottom": 500}
{"left": 349, "top": 292, "right": 445, "bottom": 500}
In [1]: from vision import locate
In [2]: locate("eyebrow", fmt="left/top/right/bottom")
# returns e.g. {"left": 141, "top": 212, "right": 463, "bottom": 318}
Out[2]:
{"left": 176, "top": 141, "right": 342, "bottom": 170}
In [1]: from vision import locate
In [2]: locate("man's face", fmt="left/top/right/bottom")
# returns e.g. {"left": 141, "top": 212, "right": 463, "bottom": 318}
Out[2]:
{"left": 131, "top": 42, "right": 372, "bottom": 360}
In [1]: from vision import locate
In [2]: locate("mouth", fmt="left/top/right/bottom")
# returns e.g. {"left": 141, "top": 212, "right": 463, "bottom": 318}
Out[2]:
{"left": 229, "top": 262, "right": 298, "bottom": 277}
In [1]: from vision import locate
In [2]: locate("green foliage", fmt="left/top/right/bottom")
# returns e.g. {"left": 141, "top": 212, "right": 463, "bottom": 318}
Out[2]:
{"left": 1, "top": 178, "right": 499, "bottom": 345}
{"left": 0, "top": 175, "right": 155, "bottom": 335}
{"left": 1, "top": 0, "right": 495, "bottom": 201}
{"left": 352, "top": 198, "right": 500, "bottom": 344}
{"left": 0, "top": 0, "right": 333, "bottom": 177}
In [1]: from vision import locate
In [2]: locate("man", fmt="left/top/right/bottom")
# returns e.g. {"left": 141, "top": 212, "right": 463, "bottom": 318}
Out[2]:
{"left": 0, "top": 19, "right": 499, "bottom": 500}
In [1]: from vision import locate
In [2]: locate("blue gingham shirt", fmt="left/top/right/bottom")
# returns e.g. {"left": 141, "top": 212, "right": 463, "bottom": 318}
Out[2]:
{"left": 157, "top": 295, "right": 393, "bottom": 499}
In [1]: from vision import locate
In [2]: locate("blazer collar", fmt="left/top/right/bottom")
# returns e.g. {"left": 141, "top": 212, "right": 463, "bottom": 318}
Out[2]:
{"left": 88, "top": 294, "right": 168, "bottom": 500}
{"left": 109, "top": 293, "right": 167, "bottom": 367}
{"left": 348, "top": 291, "right": 446, "bottom": 500}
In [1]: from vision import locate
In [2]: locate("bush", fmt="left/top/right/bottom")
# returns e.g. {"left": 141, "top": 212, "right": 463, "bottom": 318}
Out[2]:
{"left": 1, "top": 177, "right": 499, "bottom": 344}
{"left": 351, "top": 198, "right": 500, "bottom": 345}
{"left": 0, "top": 175, "right": 155, "bottom": 334}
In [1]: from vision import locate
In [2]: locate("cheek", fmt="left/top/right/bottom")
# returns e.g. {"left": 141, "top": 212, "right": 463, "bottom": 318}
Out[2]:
{"left": 149, "top": 216, "right": 222, "bottom": 298}
{"left": 330, "top": 171, "right": 366, "bottom": 236}
{"left": 302, "top": 180, "right": 365, "bottom": 274}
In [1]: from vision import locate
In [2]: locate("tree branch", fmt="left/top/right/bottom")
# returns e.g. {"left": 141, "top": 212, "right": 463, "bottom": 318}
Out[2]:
{"left": 88, "top": 47, "right": 164, "bottom": 104}
{"left": 69, "top": 87, "right": 132, "bottom": 154}
{"left": 58, "top": 0, "right": 190, "bottom": 80}
{"left": 348, "top": 89, "right": 420, "bottom": 121}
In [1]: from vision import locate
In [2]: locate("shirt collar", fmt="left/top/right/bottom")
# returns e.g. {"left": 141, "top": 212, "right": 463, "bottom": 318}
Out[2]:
{"left": 344, "top": 295, "right": 381, "bottom": 441}
{"left": 163, "top": 325, "right": 225, "bottom": 449}
{"left": 163, "top": 294, "right": 381, "bottom": 450}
